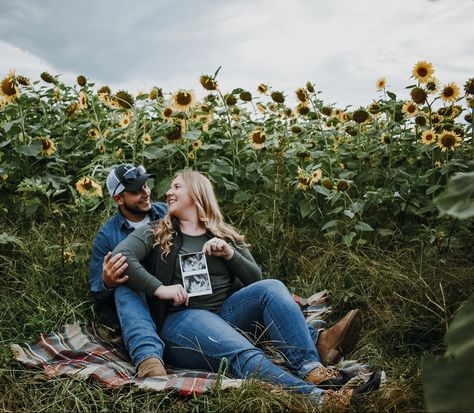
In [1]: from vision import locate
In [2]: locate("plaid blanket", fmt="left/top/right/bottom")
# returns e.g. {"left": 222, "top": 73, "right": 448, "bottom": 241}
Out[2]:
{"left": 11, "top": 290, "right": 374, "bottom": 396}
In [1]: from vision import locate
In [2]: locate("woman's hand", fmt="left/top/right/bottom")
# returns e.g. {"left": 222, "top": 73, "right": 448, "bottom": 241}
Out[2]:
{"left": 154, "top": 284, "right": 189, "bottom": 306}
{"left": 202, "top": 237, "right": 234, "bottom": 260}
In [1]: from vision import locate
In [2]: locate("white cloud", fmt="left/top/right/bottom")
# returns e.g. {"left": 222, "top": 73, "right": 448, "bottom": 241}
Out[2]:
{"left": 0, "top": 0, "right": 472, "bottom": 108}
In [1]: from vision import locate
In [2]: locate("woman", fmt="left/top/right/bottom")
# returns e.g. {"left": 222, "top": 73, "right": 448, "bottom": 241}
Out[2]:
{"left": 112, "top": 170, "right": 380, "bottom": 405}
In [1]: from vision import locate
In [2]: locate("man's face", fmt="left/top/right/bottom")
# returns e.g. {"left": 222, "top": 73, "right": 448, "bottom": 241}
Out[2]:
{"left": 116, "top": 182, "right": 152, "bottom": 220}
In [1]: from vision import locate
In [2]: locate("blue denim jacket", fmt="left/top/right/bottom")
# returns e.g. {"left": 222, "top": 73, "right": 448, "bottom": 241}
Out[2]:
{"left": 88, "top": 202, "right": 167, "bottom": 314}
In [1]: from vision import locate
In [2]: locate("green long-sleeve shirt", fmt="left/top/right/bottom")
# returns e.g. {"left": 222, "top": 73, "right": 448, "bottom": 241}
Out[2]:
{"left": 112, "top": 222, "right": 262, "bottom": 313}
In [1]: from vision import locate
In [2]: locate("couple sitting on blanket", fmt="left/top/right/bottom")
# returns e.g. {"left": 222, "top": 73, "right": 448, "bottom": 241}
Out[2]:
{"left": 89, "top": 164, "right": 381, "bottom": 408}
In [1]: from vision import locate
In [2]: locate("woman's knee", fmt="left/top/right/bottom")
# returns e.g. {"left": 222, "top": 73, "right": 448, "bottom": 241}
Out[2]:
{"left": 253, "top": 279, "right": 289, "bottom": 298}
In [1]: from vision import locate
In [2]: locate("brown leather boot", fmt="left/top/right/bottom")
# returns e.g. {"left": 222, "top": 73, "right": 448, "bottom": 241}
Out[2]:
{"left": 137, "top": 357, "right": 167, "bottom": 378}
{"left": 305, "top": 366, "right": 341, "bottom": 385}
{"left": 316, "top": 309, "right": 362, "bottom": 366}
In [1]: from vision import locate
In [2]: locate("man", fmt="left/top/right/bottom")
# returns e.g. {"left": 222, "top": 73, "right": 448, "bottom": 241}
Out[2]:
{"left": 89, "top": 163, "right": 362, "bottom": 379}
{"left": 89, "top": 163, "right": 169, "bottom": 377}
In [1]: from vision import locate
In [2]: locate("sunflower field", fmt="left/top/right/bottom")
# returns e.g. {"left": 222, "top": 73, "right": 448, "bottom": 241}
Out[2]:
{"left": 1, "top": 63, "right": 474, "bottom": 412}
{"left": 1, "top": 63, "right": 473, "bottom": 248}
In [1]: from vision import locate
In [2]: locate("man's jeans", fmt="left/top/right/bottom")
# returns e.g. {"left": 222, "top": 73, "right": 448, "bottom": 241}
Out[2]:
{"left": 161, "top": 279, "right": 324, "bottom": 396}
{"left": 115, "top": 285, "right": 165, "bottom": 366}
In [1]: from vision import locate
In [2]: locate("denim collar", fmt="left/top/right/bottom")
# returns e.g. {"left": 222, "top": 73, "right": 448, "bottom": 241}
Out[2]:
{"left": 117, "top": 205, "right": 162, "bottom": 232}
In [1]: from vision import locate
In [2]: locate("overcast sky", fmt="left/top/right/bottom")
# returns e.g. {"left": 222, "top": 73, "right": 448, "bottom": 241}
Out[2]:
{"left": 1, "top": 0, "right": 473, "bottom": 108}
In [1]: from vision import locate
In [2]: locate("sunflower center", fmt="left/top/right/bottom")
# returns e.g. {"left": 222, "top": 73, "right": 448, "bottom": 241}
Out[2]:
{"left": 417, "top": 68, "right": 428, "bottom": 77}
{"left": 252, "top": 132, "right": 265, "bottom": 144}
{"left": 177, "top": 92, "right": 192, "bottom": 105}
{"left": 83, "top": 179, "right": 93, "bottom": 190}
{"left": 441, "top": 134, "right": 455, "bottom": 147}
{"left": 41, "top": 139, "right": 52, "bottom": 150}
{"left": 443, "top": 87, "right": 454, "bottom": 98}
{"left": 1, "top": 77, "right": 16, "bottom": 96}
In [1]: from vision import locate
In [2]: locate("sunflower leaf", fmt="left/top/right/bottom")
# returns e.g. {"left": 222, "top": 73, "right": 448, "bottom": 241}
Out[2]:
{"left": 354, "top": 221, "right": 374, "bottom": 232}
{"left": 321, "top": 220, "right": 339, "bottom": 231}
{"left": 435, "top": 172, "right": 474, "bottom": 219}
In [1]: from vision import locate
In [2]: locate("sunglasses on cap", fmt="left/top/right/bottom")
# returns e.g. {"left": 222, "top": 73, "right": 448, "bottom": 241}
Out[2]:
{"left": 112, "top": 165, "right": 146, "bottom": 196}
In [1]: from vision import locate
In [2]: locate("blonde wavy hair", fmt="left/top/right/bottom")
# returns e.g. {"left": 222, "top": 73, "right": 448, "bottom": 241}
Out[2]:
{"left": 153, "top": 170, "right": 246, "bottom": 258}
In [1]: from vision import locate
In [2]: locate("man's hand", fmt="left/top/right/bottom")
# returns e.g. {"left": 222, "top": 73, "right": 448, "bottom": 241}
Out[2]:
{"left": 154, "top": 284, "right": 189, "bottom": 307}
{"left": 202, "top": 237, "right": 234, "bottom": 260}
{"left": 102, "top": 252, "right": 129, "bottom": 289}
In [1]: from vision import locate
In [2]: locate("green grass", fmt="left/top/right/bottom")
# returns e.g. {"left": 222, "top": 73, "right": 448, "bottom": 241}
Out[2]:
{"left": 1, "top": 215, "right": 472, "bottom": 412}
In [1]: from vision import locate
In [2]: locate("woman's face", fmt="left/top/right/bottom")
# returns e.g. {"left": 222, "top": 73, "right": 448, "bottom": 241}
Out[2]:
{"left": 166, "top": 175, "right": 195, "bottom": 218}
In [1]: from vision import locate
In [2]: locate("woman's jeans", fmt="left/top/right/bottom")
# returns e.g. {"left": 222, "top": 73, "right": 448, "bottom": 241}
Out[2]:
{"left": 161, "top": 279, "right": 324, "bottom": 396}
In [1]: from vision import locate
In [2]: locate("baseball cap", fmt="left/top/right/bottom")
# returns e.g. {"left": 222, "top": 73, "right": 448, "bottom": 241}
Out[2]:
{"left": 106, "top": 164, "right": 155, "bottom": 197}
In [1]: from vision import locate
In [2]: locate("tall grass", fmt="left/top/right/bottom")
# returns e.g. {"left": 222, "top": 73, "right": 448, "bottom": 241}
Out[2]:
{"left": 1, "top": 214, "right": 472, "bottom": 412}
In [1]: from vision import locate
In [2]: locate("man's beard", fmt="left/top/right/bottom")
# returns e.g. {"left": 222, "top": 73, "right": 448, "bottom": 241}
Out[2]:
{"left": 123, "top": 201, "right": 151, "bottom": 217}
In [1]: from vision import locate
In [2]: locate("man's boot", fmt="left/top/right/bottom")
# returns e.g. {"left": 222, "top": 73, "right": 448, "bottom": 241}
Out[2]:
{"left": 316, "top": 309, "right": 362, "bottom": 366}
{"left": 137, "top": 357, "right": 167, "bottom": 378}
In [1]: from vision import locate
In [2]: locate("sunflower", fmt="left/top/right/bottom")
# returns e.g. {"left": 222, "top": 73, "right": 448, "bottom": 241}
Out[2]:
{"left": 200, "top": 75, "right": 218, "bottom": 91}
{"left": 291, "top": 125, "right": 302, "bottom": 135}
{"left": 187, "top": 151, "right": 195, "bottom": 160}
{"left": 412, "top": 61, "right": 434, "bottom": 83}
{"left": 76, "top": 177, "right": 103, "bottom": 197}
{"left": 437, "top": 130, "right": 462, "bottom": 152}
{"left": 63, "top": 251, "right": 75, "bottom": 264}
{"left": 297, "top": 151, "right": 311, "bottom": 162}
{"left": 321, "top": 107, "right": 332, "bottom": 116}
{"left": 381, "top": 133, "right": 391, "bottom": 144}
{"left": 306, "top": 82, "right": 315, "bottom": 93}
{"left": 431, "top": 113, "right": 443, "bottom": 125}
{"left": 336, "top": 180, "right": 349, "bottom": 192}
{"left": 270, "top": 91, "right": 285, "bottom": 104}
{"left": 1, "top": 71, "right": 20, "bottom": 102}
{"left": 39, "top": 137, "right": 56, "bottom": 156}
{"left": 192, "top": 139, "right": 203, "bottom": 150}
{"left": 440, "top": 82, "right": 460, "bottom": 103}
{"left": 426, "top": 77, "right": 440, "bottom": 94}
{"left": 415, "top": 115, "right": 427, "bottom": 127}
{"left": 322, "top": 179, "right": 334, "bottom": 190}
{"left": 114, "top": 91, "right": 134, "bottom": 109}
{"left": 296, "top": 103, "right": 309, "bottom": 116}
{"left": 249, "top": 130, "right": 266, "bottom": 149}
{"left": 77, "top": 75, "right": 87, "bottom": 87}
{"left": 311, "top": 169, "right": 322, "bottom": 184}
{"left": 352, "top": 109, "right": 370, "bottom": 123}
{"left": 148, "top": 87, "right": 162, "bottom": 100}
{"left": 16, "top": 75, "right": 30, "bottom": 86}
{"left": 464, "top": 78, "right": 474, "bottom": 95}
{"left": 88, "top": 128, "right": 100, "bottom": 139}
{"left": 376, "top": 78, "right": 386, "bottom": 91}
{"left": 257, "top": 83, "right": 268, "bottom": 94}
{"left": 434, "top": 160, "right": 442, "bottom": 169}
{"left": 421, "top": 130, "right": 436, "bottom": 145}
{"left": 98, "top": 143, "right": 105, "bottom": 153}
{"left": 78, "top": 91, "right": 88, "bottom": 109}
{"left": 410, "top": 87, "right": 427, "bottom": 104}
{"left": 297, "top": 175, "right": 311, "bottom": 191}
{"left": 238, "top": 91, "right": 252, "bottom": 102}
{"left": 368, "top": 102, "right": 381, "bottom": 115}
{"left": 118, "top": 112, "right": 132, "bottom": 128}
{"left": 54, "top": 86, "right": 62, "bottom": 101}
{"left": 339, "top": 112, "right": 350, "bottom": 123}
{"left": 171, "top": 89, "right": 196, "bottom": 111}
{"left": 225, "top": 94, "right": 237, "bottom": 106}
{"left": 66, "top": 102, "right": 79, "bottom": 119}
{"left": 162, "top": 107, "right": 174, "bottom": 119}
{"left": 143, "top": 133, "right": 152, "bottom": 144}
{"left": 165, "top": 120, "right": 185, "bottom": 141}
{"left": 40, "top": 72, "right": 57, "bottom": 84}
{"left": 295, "top": 88, "right": 308, "bottom": 103}
{"left": 402, "top": 101, "right": 417, "bottom": 117}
